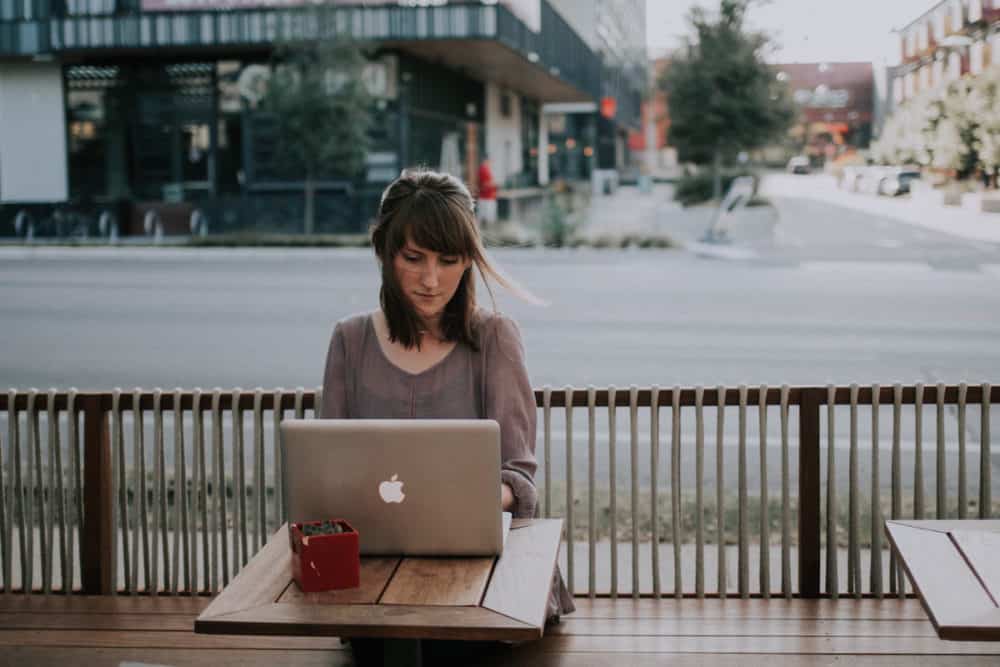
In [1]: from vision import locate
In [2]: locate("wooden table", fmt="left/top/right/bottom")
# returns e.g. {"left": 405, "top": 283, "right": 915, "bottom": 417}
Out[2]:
{"left": 885, "top": 519, "right": 1000, "bottom": 641}
{"left": 195, "top": 518, "right": 563, "bottom": 664}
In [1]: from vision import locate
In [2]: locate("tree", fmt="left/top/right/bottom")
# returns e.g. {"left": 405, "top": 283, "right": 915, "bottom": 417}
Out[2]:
{"left": 659, "top": 0, "right": 795, "bottom": 201}
{"left": 259, "top": 32, "right": 372, "bottom": 234}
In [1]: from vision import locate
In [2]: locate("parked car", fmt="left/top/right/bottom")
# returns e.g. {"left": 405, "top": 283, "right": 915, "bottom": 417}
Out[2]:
{"left": 786, "top": 155, "right": 811, "bottom": 174}
{"left": 877, "top": 168, "right": 921, "bottom": 197}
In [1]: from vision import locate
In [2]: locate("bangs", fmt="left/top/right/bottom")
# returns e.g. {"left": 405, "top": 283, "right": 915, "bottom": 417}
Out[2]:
{"left": 386, "top": 188, "right": 478, "bottom": 258}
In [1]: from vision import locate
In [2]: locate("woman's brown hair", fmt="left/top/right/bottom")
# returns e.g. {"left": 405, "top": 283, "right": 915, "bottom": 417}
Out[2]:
{"left": 370, "top": 168, "right": 537, "bottom": 350}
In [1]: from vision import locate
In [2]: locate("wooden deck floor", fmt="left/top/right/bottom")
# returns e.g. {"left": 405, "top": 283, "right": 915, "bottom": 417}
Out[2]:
{"left": 0, "top": 595, "right": 998, "bottom": 666}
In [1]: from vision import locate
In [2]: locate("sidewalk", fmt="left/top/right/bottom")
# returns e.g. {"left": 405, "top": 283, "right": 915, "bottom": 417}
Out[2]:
{"left": 761, "top": 173, "right": 1000, "bottom": 245}
{"left": 488, "top": 183, "right": 678, "bottom": 246}
{"left": 574, "top": 183, "right": 676, "bottom": 241}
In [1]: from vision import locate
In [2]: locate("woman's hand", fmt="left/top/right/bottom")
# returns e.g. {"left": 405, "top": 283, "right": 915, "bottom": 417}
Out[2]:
{"left": 501, "top": 483, "right": 514, "bottom": 512}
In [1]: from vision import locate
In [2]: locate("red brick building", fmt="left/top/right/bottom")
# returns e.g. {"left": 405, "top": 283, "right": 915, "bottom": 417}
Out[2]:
{"left": 773, "top": 62, "right": 875, "bottom": 164}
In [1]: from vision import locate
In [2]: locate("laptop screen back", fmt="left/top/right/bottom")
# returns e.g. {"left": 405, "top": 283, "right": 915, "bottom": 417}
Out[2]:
{"left": 281, "top": 419, "right": 503, "bottom": 556}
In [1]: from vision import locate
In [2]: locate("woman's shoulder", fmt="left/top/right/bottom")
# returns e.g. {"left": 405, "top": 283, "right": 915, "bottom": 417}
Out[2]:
{"left": 473, "top": 308, "right": 524, "bottom": 350}
{"left": 332, "top": 310, "right": 375, "bottom": 343}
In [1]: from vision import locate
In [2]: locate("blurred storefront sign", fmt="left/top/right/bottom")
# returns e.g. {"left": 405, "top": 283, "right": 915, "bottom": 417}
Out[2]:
{"left": 600, "top": 97, "right": 616, "bottom": 119}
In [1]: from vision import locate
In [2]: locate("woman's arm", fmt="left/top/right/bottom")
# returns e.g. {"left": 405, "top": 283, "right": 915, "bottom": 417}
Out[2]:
{"left": 485, "top": 315, "right": 538, "bottom": 518}
{"left": 321, "top": 322, "right": 348, "bottom": 419}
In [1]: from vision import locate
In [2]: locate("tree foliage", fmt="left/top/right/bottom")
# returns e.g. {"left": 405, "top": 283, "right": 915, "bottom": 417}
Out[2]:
{"left": 261, "top": 37, "right": 373, "bottom": 180}
{"left": 259, "top": 30, "right": 373, "bottom": 232}
{"left": 659, "top": 0, "right": 796, "bottom": 166}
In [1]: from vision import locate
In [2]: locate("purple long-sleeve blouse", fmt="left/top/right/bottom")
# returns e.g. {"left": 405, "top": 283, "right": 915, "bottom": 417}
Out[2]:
{"left": 320, "top": 308, "right": 574, "bottom": 619}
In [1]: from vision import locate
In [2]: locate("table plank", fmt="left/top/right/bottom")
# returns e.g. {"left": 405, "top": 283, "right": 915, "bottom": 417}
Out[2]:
{"left": 890, "top": 520, "right": 1000, "bottom": 534}
{"left": 0, "top": 629, "right": 344, "bottom": 650}
{"left": 196, "top": 524, "right": 292, "bottom": 624}
{"left": 0, "top": 596, "right": 211, "bottom": 615}
{"left": 278, "top": 557, "right": 400, "bottom": 605}
{"left": 548, "top": 617, "right": 940, "bottom": 638}
{"left": 380, "top": 557, "right": 494, "bottom": 606}
{"left": 1, "top": 647, "right": 350, "bottom": 667}
{"left": 568, "top": 598, "right": 931, "bottom": 621}
{"left": 529, "top": 634, "right": 1000, "bottom": 654}
{"left": 886, "top": 521, "right": 998, "bottom": 641}
{"left": 482, "top": 518, "right": 562, "bottom": 630}
{"left": 951, "top": 529, "right": 1000, "bottom": 604}
{"left": 203, "top": 602, "right": 538, "bottom": 641}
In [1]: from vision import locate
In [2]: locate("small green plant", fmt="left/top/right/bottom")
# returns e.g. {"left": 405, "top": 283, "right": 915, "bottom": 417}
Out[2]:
{"left": 300, "top": 520, "right": 347, "bottom": 536}
{"left": 541, "top": 195, "right": 577, "bottom": 247}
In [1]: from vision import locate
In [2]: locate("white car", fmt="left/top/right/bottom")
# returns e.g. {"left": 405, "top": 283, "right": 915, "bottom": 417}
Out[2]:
{"left": 786, "top": 156, "right": 811, "bottom": 174}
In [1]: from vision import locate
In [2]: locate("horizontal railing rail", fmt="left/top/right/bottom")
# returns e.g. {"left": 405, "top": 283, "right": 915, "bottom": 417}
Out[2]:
{"left": 0, "top": 383, "right": 995, "bottom": 600}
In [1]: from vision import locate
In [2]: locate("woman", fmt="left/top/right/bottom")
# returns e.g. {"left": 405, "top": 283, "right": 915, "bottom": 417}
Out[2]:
{"left": 321, "top": 168, "right": 573, "bottom": 661}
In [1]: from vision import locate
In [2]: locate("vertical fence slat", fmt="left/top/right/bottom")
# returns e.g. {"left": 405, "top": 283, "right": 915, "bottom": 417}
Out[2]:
{"left": 565, "top": 386, "right": 575, "bottom": 597}
{"left": 779, "top": 385, "right": 791, "bottom": 599}
{"left": 110, "top": 389, "right": 125, "bottom": 595}
{"left": 233, "top": 388, "right": 248, "bottom": 570}
{"left": 27, "top": 390, "right": 41, "bottom": 594}
{"left": 151, "top": 389, "right": 165, "bottom": 595}
{"left": 68, "top": 389, "right": 81, "bottom": 594}
{"left": 211, "top": 390, "right": 227, "bottom": 592}
{"left": 870, "top": 384, "right": 882, "bottom": 598}
{"left": 716, "top": 385, "right": 726, "bottom": 597}
{"left": 2, "top": 389, "right": 15, "bottom": 593}
{"left": 737, "top": 385, "right": 748, "bottom": 599}
{"left": 192, "top": 388, "right": 205, "bottom": 594}
{"left": 10, "top": 389, "right": 26, "bottom": 593}
{"left": 914, "top": 383, "right": 924, "bottom": 520}
{"left": 47, "top": 389, "right": 67, "bottom": 593}
{"left": 936, "top": 383, "right": 946, "bottom": 520}
{"left": 253, "top": 389, "right": 265, "bottom": 555}
{"left": 81, "top": 394, "right": 113, "bottom": 595}
{"left": 273, "top": 389, "right": 285, "bottom": 532}
{"left": 170, "top": 390, "right": 182, "bottom": 594}
{"left": 628, "top": 386, "right": 638, "bottom": 598}
{"left": 0, "top": 396, "right": 6, "bottom": 592}
{"left": 797, "top": 388, "right": 822, "bottom": 598}
{"left": 542, "top": 387, "right": 551, "bottom": 519}
{"left": 45, "top": 390, "right": 61, "bottom": 593}
{"left": 825, "top": 384, "right": 838, "bottom": 599}
{"left": 890, "top": 384, "right": 904, "bottom": 597}
{"left": 958, "top": 383, "right": 967, "bottom": 520}
{"left": 981, "top": 383, "right": 992, "bottom": 518}
{"left": 608, "top": 386, "right": 617, "bottom": 598}
{"left": 671, "top": 386, "right": 682, "bottom": 599}
{"left": 130, "top": 390, "right": 146, "bottom": 595}
{"left": 649, "top": 386, "right": 661, "bottom": 599}
{"left": 694, "top": 386, "right": 704, "bottom": 599}
{"left": 848, "top": 384, "right": 860, "bottom": 598}
{"left": 586, "top": 387, "right": 596, "bottom": 599}
{"left": 758, "top": 385, "right": 770, "bottom": 599}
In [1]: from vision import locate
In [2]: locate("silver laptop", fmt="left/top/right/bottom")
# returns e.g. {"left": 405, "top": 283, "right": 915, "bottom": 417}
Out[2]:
{"left": 281, "top": 419, "right": 512, "bottom": 556}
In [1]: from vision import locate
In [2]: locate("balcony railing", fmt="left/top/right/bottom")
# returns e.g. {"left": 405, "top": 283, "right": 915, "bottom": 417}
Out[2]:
{"left": 0, "top": 383, "right": 995, "bottom": 599}
{"left": 0, "top": 1, "right": 601, "bottom": 103}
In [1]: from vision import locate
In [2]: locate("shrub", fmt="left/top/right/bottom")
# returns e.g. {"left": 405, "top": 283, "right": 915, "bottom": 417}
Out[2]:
{"left": 673, "top": 169, "right": 758, "bottom": 207}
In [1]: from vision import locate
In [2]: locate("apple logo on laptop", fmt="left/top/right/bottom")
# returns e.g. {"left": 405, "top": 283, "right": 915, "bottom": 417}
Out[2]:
{"left": 379, "top": 474, "right": 405, "bottom": 503}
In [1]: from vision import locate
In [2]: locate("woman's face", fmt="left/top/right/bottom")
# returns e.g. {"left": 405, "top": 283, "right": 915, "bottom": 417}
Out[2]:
{"left": 392, "top": 238, "right": 471, "bottom": 325}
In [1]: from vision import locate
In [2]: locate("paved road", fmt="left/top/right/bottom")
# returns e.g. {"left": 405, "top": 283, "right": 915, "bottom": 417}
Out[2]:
{"left": 3, "top": 181, "right": 999, "bottom": 485}
{"left": 4, "top": 199, "right": 999, "bottom": 390}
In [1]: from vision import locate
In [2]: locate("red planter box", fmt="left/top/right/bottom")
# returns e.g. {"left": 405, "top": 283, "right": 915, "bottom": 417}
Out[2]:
{"left": 289, "top": 519, "right": 360, "bottom": 592}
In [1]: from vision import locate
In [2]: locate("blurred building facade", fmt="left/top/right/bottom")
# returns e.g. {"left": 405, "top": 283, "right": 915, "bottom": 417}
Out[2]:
{"left": 542, "top": 0, "right": 647, "bottom": 189}
{"left": 889, "top": 0, "right": 1000, "bottom": 112}
{"left": 626, "top": 55, "right": 677, "bottom": 179}
{"left": 0, "top": 0, "right": 643, "bottom": 235}
{"left": 772, "top": 62, "right": 875, "bottom": 165}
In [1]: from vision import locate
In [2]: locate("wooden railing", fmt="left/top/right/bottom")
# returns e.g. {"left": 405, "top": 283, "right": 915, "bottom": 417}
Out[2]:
{"left": 0, "top": 384, "right": 995, "bottom": 598}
